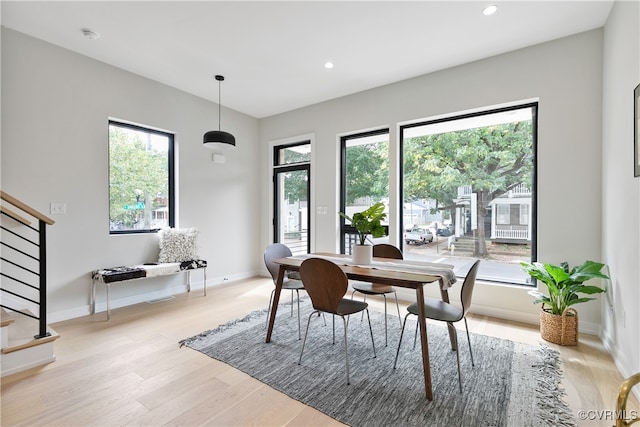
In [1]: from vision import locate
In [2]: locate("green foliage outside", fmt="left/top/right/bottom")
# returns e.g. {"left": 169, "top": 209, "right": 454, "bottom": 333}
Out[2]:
{"left": 109, "top": 125, "right": 169, "bottom": 230}
{"left": 403, "top": 121, "right": 533, "bottom": 257}
{"left": 281, "top": 148, "right": 310, "bottom": 203}
{"left": 345, "top": 142, "right": 389, "bottom": 205}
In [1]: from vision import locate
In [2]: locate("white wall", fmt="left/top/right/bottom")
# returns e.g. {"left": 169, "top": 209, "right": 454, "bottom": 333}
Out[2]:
{"left": 1, "top": 28, "right": 261, "bottom": 321}
{"left": 601, "top": 0, "right": 640, "bottom": 380}
{"left": 260, "top": 30, "right": 606, "bottom": 330}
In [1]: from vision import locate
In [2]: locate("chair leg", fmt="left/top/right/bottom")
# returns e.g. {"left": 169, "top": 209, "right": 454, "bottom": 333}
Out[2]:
{"left": 463, "top": 316, "right": 475, "bottom": 367}
{"left": 360, "top": 294, "right": 367, "bottom": 321}
{"left": 393, "top": 291, "right": 402, "bottom": 328}
{"left": 265, "top": 289, "right": 275, "bottom": 329}
{"left": 382, "top": 294, "right": 388, "bottom": 347}
{"left": 298, "top": 310, "right": 317, "bottom": 366}
{"left": 449, "top": 322, "right": 462, "bottom": 393}
{"left": 364, "top": 308, "right": 376, "bottom": 358}
{"left": 394, "top": 313, "right": 411, "bottom": 369}
{"left": 296, "top": 289, "right": 301, "bottom": 340}
{"left": 413, "top": 317, "right": 419, "bottom": 350}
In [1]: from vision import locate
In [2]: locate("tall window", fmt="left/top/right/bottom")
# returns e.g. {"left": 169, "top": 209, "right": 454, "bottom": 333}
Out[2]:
{"left": 273, "top": 141, "right": 311, "bottom": 255}
{"left": 401, "top": 104, "right": 537, "bottom": 284}
{"left": 108, "top": 120, "right": 174, "bottom": 234}
{"left": 340, "top": 129, "right": 390, "bottom": 254}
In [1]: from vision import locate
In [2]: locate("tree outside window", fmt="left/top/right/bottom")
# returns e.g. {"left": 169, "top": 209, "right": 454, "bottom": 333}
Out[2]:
{"left": 108, "top": 121, "right": 174, "bottom": 233}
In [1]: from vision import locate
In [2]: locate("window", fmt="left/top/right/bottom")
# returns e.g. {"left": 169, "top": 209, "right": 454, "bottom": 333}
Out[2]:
{"left": 401, "top": 104, "right": 537, "bottom": 285}
{"left": 520, "top": 204, "right": 529, "bottom": 225}
{"left": 340, "top": 129, "right": 390, "bottom": 254}
{"left": 108, "top": 120, "right": 174, "bottom": 234}
{"left": 273, "top": 141, "right": 311, "bottom": 255}
{"left": 497, "top": 205, "right": 510, "bottom": 224}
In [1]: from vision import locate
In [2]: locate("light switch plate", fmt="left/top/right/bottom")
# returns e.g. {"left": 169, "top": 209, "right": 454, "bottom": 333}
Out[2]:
{"left": 50, "top": 202, "right": 66, "bottom": 215}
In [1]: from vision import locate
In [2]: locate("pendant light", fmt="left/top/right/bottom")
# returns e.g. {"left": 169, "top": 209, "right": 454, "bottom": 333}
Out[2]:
{"left": 203, "top": 75, "right": 236, "bottom": 150}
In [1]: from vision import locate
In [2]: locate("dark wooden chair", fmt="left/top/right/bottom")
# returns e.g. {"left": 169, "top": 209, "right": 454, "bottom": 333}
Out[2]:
{"left": 264, "top": 243, "right": 305, "bottom": 339}
{"left": 298, "top": 257, "right": 376, "bottom": 385}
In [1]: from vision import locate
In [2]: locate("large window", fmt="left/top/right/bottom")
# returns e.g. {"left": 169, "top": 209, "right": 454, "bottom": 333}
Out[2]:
{"left": 401, "top": 104, "right": 537, "bottom": 284}
{"left": 108, "top": 120, "right": 174, "bottom": 234}
{"left": 340, "top": 129, "right": 390, "bottom": 254}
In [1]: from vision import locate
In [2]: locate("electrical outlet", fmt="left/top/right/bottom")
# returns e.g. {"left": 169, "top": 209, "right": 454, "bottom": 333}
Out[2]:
{"left": 50, "top": 202, "right": 66, "bottom": 215}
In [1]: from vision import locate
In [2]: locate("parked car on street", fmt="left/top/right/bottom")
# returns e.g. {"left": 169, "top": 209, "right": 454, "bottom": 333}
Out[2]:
{"left": 404, "top": 226, "right": 434, "bottom": 245}
{"left": 436, "top": 226, "right": 452, "bottom": 237}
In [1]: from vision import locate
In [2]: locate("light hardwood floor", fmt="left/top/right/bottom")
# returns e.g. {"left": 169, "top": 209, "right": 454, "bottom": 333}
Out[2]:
{"left": 1, "top": 277, "right": 637, "bottom": 426}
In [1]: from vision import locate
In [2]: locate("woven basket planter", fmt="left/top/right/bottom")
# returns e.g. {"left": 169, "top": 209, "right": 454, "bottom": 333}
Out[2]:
{"left": 539, "top": 307, "right": 578, "bottom": 346}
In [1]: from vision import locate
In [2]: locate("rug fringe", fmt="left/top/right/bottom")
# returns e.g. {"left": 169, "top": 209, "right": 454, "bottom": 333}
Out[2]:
{"left": 533, "top": 345, "right": 576, "bottom": 426}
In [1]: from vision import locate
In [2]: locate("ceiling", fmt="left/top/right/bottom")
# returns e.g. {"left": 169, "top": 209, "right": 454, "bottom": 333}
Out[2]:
{"left": 1, "top": 1, "right": 614, "bottom": 118}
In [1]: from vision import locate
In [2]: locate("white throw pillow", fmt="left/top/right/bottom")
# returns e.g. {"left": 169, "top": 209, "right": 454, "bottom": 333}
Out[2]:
{"left": 158, "top": 228, "right": 199, "bottom": 263}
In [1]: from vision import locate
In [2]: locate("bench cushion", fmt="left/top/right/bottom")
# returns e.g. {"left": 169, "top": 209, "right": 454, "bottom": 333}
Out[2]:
{"left": 92, "top": 259, "right": 207, "bottom": 283}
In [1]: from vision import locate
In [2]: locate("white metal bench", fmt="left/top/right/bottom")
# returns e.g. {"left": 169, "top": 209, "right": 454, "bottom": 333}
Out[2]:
{"left": 90, "top": 259, "right": 207, "bottom": 320}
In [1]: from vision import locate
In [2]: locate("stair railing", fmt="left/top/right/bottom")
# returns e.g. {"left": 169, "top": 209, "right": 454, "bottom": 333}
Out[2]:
{"left": 0, "top": 190, "right": 55, "bottom": 339}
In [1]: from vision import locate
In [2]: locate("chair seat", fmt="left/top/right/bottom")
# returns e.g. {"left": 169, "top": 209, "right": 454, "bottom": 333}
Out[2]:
{"left": 335, "top": 298, "right": 369, "bottom": 316}
{"left": 351, "top": 282, "right": 394, "bottom": 295}
{"left": 407, "top": 298, "right": 463, "bottom": 323}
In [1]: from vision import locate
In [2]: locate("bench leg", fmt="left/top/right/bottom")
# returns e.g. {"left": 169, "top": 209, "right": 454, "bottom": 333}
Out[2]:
{"left": 187, "top": 270, "right": 191, "bottom": 293}
{"left": 91, "top": 279, "right": 97, "bottom": 314}
{"left": 106, "top": 283, "right": 111, "bottom": 321}
{"left": 203, "top": 268, "right": 207, "bottom": 297}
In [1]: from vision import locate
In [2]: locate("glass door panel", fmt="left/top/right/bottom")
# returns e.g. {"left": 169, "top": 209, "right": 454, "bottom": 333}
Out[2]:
{"left": 274, "top": 167, "right": 310, "bottom": 255}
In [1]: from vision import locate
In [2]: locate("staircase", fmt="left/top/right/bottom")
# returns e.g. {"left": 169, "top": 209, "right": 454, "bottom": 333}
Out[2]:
{"left": 1, "top": 190, "right": 59, "bottom": 377}
{"left": 452, "top": 236, "right": 476, "bottom": 252}
{"left": 1, "top": 308, "right": 59, "bottom": 376}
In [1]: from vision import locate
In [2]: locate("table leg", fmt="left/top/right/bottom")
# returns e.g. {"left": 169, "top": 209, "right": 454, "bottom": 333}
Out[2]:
{"left": 439, "top": 282, "right": 457, "bottom": 352}
{"left": 266, "top": 265, "right": 286, "bottom": 343}
{"left": 415, "top": 285, "right": 433, "bottom": 401}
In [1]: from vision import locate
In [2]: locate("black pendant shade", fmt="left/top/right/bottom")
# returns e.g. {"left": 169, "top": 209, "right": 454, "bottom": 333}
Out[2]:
{"left": 203, "top": 130, "right": 236, "bottom": 148}
{"left": 203, "top": 75, "right": 236, "bottom": 150}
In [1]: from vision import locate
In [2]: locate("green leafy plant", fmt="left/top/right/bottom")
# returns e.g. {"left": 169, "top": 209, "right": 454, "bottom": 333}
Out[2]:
{"left": 338, "top": 202, "right": 387, "bottom": 245}
{"left": 520, "top": 260, "right": 608, "bottom": 315}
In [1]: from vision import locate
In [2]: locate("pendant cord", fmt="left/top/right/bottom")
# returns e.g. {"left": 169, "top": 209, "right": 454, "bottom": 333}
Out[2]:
{"left": 218, "top": 80, "right": 221, "bottom": 131}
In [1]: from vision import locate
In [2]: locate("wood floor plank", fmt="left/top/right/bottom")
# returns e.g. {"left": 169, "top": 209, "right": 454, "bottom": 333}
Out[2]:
{"left": 1, "top": 276, "right": 636, "bottom": 427}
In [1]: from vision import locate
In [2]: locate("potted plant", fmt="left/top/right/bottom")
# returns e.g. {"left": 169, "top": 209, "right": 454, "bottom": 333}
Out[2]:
{"left": 520, "top": 260, "right": 608, "bottom": 345}
{"left": 339, "top": 202, "right": 387, "bottom": 264}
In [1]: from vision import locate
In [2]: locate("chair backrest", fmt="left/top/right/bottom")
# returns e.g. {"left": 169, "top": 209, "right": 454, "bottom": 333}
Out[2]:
{"left": 299, "top": 258, "right": 348, "bottom": 314}
{"left": 373, "top": 244, "right": 403, "bottom": 260}
{"left": 460, "top": 260, "right": 481, "bottom": 316}
{"left": 264, "top": 243, "right": 293, "bottom": 283}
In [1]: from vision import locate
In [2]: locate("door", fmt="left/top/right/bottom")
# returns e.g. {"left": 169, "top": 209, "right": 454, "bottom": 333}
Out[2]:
{"left": 273, "top": 142, "right": 311, "bottom": 255}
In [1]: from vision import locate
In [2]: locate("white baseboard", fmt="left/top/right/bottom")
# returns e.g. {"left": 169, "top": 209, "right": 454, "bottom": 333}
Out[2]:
{"left": 48, "top": 271, "right": 260, "bottom": 323}
{"left": 0, "top": 342, "right": 56, "bottom": 377}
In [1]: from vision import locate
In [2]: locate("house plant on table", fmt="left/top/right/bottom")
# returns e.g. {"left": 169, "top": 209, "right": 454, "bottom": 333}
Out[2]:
{"left": 520, "top": 260, "right": 608, "bottom": 345}
{"left": 339, "top": 202, "right": 387, "bottom": 265}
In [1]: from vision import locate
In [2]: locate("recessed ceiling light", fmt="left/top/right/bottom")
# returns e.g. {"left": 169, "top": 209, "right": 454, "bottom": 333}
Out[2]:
{"left": 81, "top": 28, "right": 100, "bottom": 40}
{"left": 483, "top": 5, "right": 498, "bottom": 16}
{"left": 324, "top": 61, "right": 334, "bottom": 69}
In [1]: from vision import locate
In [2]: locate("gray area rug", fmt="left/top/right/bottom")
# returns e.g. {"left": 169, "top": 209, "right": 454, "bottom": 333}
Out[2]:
{"left": 180, "top": 300, "right": 575, "bottom": 427}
